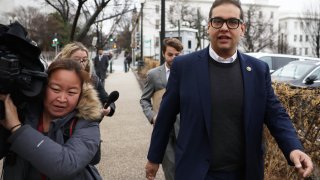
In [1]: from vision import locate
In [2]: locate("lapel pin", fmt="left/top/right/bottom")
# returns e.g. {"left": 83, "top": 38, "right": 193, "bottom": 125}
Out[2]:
{"left": 246, "top": 66, "right": 252, "bottom": 72}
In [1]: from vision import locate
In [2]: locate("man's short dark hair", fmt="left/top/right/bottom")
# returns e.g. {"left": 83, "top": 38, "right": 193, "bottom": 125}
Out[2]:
{"left": 162, "top": 38, "right": 183, "bottom": 53}
{"left": 208, "top": 0, "right": 244, "bottom": 20}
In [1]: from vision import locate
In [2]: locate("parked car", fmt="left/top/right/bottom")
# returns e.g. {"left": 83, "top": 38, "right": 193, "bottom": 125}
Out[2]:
{"left": 271, "top": 60, "right": 320, "bottom": 88}
{"left": 245, "top": 52, "right": 320, "bottom": 73}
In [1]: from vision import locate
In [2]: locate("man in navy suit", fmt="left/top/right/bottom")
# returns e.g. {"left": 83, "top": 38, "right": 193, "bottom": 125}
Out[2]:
{"left": 145, "top": 0, "right": 313, "bottom": 179}
{"left": 94, "top": 48, "right": 109, "bottom": 87}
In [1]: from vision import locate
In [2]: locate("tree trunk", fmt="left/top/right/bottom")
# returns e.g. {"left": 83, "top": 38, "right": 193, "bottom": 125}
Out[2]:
{"left": 75, "top": 0, "right": 111, "bottom": 42}
{"left": 69, "top": 0, "right": 86, "bottom": 41}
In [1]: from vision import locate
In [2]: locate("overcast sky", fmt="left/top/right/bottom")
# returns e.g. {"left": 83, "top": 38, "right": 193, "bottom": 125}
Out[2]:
{"left": 10, "top": 0, "right": 319, "bottom": 13}
{"left": 241, "top": 0, "right": 318, "bottom": 12}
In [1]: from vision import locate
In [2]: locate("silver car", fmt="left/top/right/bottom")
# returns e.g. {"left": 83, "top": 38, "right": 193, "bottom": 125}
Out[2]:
{"left": 246, "top": 52, "right": 320, "bottom": 73}
{"left": 271, "top": 60, "right": 320, "bottom": 88}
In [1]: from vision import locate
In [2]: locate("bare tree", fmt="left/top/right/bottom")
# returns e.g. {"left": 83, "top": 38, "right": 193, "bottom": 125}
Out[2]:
{"left": 300, "top": 3, "right": 320, "bottom": 58}
{"left": 44, "top": 0, "right": 135, "bottom": 50}
{"left": 167, "top": 1, "right": 206, "bottom": 50}
{"left": 44, "top": 0, "right": 111, "bottom": 41}
{"left": 5, "top": 6, "right": 55, "bottom": 51}
{"left": 44, "top": 0, "right": 70, "bottom": 23}
{"left": 241, "top": 4, "right": 275, "bottom": 52}
{"left": 277, "top": 27, "right": 290, "bottom": 54}
{"left": 116, "top": 17, "right": 132, "bottom": 51}
{"left": 75, "top": 0, "right": 111, "bottom": 41}
{"left": 98, "top": 1, "right": 133, "bottom": 48}
{"left": 69, "top": 0, "right": 87, "bottom": 42}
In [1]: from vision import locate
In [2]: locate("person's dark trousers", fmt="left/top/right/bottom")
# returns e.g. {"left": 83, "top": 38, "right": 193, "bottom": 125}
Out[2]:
{"left": 124, "top": 62, "right": 128, "bottom": 72}
{"left": 205, "top": 170, "right": 245, "bottom": 180}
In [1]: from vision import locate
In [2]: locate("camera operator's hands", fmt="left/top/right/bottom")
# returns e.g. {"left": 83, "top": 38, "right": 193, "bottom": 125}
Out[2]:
{"left": 0, "top": 94, "right": 21, "bottom": 132}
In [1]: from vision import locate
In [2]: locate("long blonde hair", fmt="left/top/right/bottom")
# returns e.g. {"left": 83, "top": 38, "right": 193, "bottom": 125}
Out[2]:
{"left": 54, "top": 42, "right": 94, "bottom": 77}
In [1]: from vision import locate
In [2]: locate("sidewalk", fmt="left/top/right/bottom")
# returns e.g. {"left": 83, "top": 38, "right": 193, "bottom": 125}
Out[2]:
{"left": 96, "top": 52, "right": 165, "bottom": 179}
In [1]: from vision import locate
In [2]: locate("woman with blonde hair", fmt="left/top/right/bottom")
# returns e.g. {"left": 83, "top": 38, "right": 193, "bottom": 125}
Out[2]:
{"left": 55, "top": 42, "right": 115, "bottom": 117}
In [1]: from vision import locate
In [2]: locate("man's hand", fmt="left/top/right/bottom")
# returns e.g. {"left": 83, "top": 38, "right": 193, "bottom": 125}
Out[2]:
{"left": 290, "top": 149, "right": 313, "bottom": 178}
{"left": 145, "top": 160, "right": 159, "bottom": 180}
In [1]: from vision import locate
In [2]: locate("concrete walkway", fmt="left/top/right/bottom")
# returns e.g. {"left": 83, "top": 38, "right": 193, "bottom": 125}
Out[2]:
{"left": 96, "top": 52, "right": 165, "bottom": 179}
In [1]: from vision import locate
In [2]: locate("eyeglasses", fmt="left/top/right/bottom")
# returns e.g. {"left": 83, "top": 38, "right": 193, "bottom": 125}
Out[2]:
{"left": 209, "top": 18, "right": 243, "bottom": 29}
{"left": 74, "top": 57, "right": 88, "bottom": 64}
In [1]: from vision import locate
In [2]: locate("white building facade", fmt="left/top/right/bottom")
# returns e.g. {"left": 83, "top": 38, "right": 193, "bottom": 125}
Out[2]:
{"left": 279, "top": 12, "right": 320, "bottom": 57}
{"left": 134, "top": 0, "right": 320, "bottom": 60}
{"left": 134, "top": 0, "right": 213, "bottom": 60}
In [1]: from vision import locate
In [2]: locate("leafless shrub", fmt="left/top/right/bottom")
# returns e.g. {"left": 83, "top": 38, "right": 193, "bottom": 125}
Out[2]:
{"left": 265, "top": 83, "right": 320, "bottom": 179}
{"left": 137, "top": 58, "right": 160, "bottom": 79}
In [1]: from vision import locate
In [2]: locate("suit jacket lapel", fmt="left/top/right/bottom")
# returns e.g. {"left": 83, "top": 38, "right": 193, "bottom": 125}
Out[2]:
{"left": 159, "top": 64, "right": 167, "bottom": 87}
{"left": 195, "top": 48, "right": 212, "bottom": 139}
{"left": 238, "top": 52, "right": 253, "bottom": 133}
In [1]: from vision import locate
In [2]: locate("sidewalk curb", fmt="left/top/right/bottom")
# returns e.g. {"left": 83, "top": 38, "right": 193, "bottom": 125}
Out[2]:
{"left": 132, "top": 67, "right": 145, "bottom": 91}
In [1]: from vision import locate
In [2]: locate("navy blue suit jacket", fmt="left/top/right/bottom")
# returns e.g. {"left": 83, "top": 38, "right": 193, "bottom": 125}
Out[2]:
{"left": 94, "top": 55, "right": 109, "bottom": 79}
{"left": 147, "top": 48, "right": 303, "bottom": 180}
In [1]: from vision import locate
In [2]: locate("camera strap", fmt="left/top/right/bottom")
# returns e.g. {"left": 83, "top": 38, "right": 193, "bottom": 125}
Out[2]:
{"left": 68, "top": 118, "right": 78, "bottom": 137}
{"left": 63, "top": 117, "right": 78, "bottom": 143}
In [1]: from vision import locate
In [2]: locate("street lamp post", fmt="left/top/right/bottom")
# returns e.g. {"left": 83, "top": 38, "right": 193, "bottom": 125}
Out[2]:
{"left": 160, "top": 0, "right": 165, "bottom": 65}
{"left": 281, "top": 33, "right": 284, "bottom": 54}
{"left": 278, "top": 29, "right": 285, "bottom": 54}
{"left": 201, "top": 19, "right": 207, "bottom": 49}
{"left": 53, "top": 38, "right": 58, "bottom": 56}
{"left": 178, "top": 20, "right": 181, "bottom": 41}
{"left": 139, "top": 0, "right": 146, "bottom": 67}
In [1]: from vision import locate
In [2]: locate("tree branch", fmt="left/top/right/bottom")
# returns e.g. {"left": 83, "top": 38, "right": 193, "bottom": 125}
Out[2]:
{"left": 75, "top": 0, "right": 111, "bottom": 41}
{"left": 69, "top": 0, "right": 87, "bottom": 41}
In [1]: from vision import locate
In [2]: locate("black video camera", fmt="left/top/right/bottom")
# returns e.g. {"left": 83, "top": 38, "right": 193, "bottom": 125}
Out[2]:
{"left": 0, "top": 22, "right": 47, "bottom": 120}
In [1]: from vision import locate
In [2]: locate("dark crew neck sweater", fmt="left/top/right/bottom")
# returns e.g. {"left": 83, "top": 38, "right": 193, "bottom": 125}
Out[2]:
{"left": 208, "top": 57, "right": 245, "bottom": 172}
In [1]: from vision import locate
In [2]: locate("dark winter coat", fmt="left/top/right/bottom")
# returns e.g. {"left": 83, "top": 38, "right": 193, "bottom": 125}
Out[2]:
{"left": 94, "top": 54, "right": 109, "bottom": 80}
{"left": 0, "top": 83, "right": 103, "bottom": 180}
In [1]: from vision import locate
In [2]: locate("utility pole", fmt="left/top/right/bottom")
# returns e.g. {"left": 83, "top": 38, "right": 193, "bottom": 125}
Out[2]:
{"left": 201, "top": 19, "right": 207, "bottom": 49}
{"left": 281, "top": 33, "right": 284, "bottom": 54}
{"left": 52, "top": 33, "right": 59, "bottom": 57}
{"left": 178, "top": 20, "right": 180, "bottom": 41}
{"left": 140, "top": 1, "right": 144, "bottom": 66}
{"left": 160, "top": 0, "right": 165, "bottom": 65}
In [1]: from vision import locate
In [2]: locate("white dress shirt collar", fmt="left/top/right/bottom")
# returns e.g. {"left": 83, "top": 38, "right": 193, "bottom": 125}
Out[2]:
{"left": 165, "top": 63, "right": 170, "bottom": 80}
{"left": 209, "top": 45, "right": 238, "bottom": 63}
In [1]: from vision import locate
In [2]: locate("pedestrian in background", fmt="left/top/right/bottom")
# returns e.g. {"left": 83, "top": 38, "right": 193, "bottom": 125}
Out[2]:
{"left": 141, "top": 38, "right": 183, "bottom": 180}
{"left": 94, "top": 48, "right": 109, "bottom": 87}
{"left": 126, "top": 52, "right": 132, "bottom": 70}
{"left": 124, "top": 50, "right": 129, "bottom": 72}
{"left": 0, "top": 60, "right": 102, "bottom": 179}
{"left": 145, "top": 0, "right": 313, "bottom": 179}
{"left": 55, "top": 42, "right": 115, "bottom": 118}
